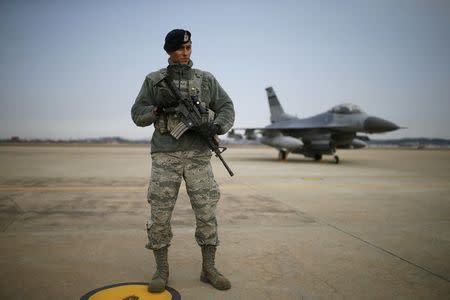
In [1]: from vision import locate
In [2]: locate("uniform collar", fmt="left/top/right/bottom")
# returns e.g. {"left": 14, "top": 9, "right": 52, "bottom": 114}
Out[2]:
{"left": 167, "top": 59, "right": 194, "bottom": 79}
{"left": 167, "top": 58, "right": 193, "bottom": 69}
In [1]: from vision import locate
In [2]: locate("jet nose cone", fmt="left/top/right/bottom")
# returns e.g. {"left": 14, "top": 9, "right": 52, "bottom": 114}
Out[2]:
{"left": 364, "top": 117, "right": 399, "bottom": 133}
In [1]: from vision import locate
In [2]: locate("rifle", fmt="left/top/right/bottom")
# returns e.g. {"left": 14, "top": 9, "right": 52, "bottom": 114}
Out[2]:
{"left": 162, "top": 77, "right": 234, "bottom": 177}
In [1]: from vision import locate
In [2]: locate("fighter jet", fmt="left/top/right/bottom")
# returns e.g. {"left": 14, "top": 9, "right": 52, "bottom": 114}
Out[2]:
{"left": 232, "top": 87, "right": 401, "bottom": 163}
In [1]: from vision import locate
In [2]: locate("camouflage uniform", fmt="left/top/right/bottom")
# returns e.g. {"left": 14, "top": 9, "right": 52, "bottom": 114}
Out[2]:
{"left": 146, "top": 150, "right": 220, "bottom": 249}
{"left": 131, "top": 59, "right": 235, "bottom": 250}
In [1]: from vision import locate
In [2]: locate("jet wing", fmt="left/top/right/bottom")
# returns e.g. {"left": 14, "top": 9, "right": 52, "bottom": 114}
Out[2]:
{"left": 234, "top": 112, "right": 353, "bottom": 133}
{"left": 233, "top": 123, "right": 352, "bottom": 134}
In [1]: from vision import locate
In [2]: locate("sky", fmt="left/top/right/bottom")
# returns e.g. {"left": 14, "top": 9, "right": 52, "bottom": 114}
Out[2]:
{"left": 1, "top": 0, "right": 450, "bottom": 140}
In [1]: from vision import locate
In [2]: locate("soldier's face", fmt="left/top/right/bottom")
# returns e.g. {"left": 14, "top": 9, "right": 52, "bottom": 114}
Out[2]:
{"left": 169, "top": 42, "right": 192, "bottom": 65}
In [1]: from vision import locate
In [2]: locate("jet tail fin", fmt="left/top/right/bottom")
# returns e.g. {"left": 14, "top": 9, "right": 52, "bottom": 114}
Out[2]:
{"left": 266, "top": 87, "right": 294, "bottom": 123}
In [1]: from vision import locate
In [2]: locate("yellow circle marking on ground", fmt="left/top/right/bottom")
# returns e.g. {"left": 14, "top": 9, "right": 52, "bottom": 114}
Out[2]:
{"left": 88, "top": 285, "right": 172, "bottom": 300}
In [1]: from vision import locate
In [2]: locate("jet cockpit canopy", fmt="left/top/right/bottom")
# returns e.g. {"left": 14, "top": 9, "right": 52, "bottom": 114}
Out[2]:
{"left": 329, "top": 103, "right": 363, "bottom": 114}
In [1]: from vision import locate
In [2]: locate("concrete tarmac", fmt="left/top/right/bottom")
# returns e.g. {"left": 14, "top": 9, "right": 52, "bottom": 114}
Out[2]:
{"left": 0, "top": 145, "right": 449, "bottom": 299}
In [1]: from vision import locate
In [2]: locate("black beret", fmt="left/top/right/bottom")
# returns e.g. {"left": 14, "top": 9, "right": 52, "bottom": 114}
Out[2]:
{"left": 164, "top": 29, "right": 191, "bottom": 53}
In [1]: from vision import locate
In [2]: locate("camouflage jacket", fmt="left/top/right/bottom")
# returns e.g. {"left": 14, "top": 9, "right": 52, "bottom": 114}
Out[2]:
{"left": 131, "top": 59, "right": 235, "bottom": 153}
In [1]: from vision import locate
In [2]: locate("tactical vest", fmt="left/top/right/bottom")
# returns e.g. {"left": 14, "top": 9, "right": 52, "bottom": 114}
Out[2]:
{"left": 150, "top": 68, "right": 214, "bottom": 137}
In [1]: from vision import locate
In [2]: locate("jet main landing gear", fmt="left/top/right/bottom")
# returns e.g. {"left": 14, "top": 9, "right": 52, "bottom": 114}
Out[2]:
{"left": 278, "top": 150, "right": 288, "bottom": 160}
{"left": 314, "top": 154, "right": 322, "bottom": 161}
{"left": 334, "top": 155, "right": 340, "bottom": 164}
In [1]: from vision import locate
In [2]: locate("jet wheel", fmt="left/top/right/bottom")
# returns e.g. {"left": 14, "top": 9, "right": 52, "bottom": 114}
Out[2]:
{"left": 334, "top": 155, "right": 340, "bottom": 164}
{"left": 314, "top": 154, "right": 322, "bottom": 161}
{"left": 278, "top": 150, "right": 287, "bottom": 160}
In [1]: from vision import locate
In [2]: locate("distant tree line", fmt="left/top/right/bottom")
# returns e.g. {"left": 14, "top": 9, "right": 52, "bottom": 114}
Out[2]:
{"left": 0, "top": 136, "right": 148, "bottom": 144}
{"left": 368, "top": 138, "right": 450, "bottom": 147}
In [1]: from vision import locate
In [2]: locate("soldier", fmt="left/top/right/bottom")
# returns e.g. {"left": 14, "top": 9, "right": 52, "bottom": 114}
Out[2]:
{"left": 131, "top": 29, "right": 235, "bottom": 292}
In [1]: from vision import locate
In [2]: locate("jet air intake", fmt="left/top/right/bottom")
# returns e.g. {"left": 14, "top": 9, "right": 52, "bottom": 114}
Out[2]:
{"left": 309, "top": 140, "right": 334, "bottom": 153}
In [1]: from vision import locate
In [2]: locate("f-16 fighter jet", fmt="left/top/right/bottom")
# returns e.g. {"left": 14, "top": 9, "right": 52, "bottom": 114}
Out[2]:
{"left": 233, "top": 87, "right": 401, "bottom": 163}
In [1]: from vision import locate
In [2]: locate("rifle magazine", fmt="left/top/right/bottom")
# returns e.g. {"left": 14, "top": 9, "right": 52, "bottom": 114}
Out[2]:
{"left": 170, "top": 122, "right": 189, "bottom": 139}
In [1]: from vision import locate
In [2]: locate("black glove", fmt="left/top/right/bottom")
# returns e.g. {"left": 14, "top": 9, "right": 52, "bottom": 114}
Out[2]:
{"left": 155, "top": 87, "right": 179, "bottom": 109}
{"left": 197, "top": 122, "right": 221, "bottom": 137}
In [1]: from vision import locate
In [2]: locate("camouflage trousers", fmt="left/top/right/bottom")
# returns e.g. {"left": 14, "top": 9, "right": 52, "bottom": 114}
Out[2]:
{"left": 145, "top": 150, "right": 221, "bottom": 250}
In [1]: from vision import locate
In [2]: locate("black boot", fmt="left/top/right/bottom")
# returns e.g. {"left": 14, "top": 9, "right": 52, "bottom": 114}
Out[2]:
{"left": 200, "top": 245, "right": 231, "bottom": 290}
{"left": 149, "top": 247, "right": 169, "bottom": 293}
